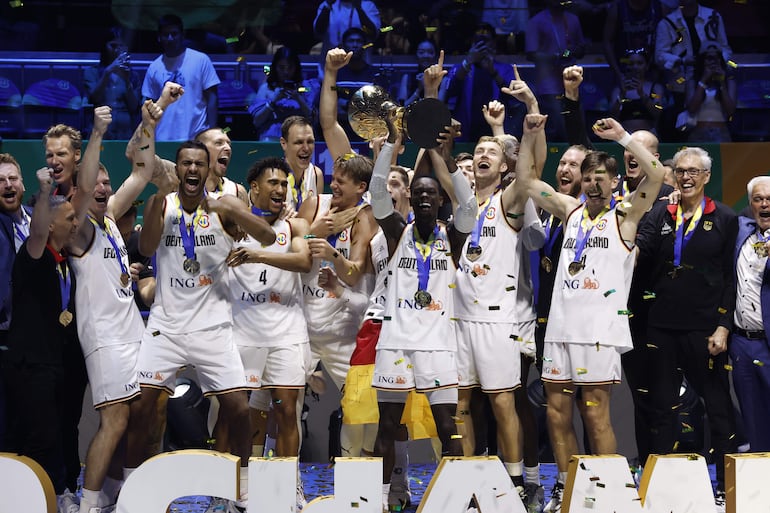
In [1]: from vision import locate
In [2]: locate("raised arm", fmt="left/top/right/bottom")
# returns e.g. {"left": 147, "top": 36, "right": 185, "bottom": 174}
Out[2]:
{"left": 71, "top": 106, "right": 112, "bottom": 225}
{"left": 517, "top": 114, "right": 580, "bottom": 222}
{"left": 500, "top": 64, "right": 546, "bottom": 169}
{"left": 320, "top": 49, "right": 354, "bottom": 160}
{"left": 107, "top": 100, "right": 164, "bottom": 221}
{"left": 562, "top": 65, "right": 593, "bottom": 149}
{"left": 126, "top": 82, "right": 184, "bottom": 160}
{"left": 591, "top": 118, "right": 664, "bottom": 240}
{"left": 26, "top": 169, "right": 56, "bottom": 259}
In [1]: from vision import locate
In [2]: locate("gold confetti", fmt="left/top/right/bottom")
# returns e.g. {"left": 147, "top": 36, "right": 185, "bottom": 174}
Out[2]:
{"left": 637, "top": 388, "right": 649, "bottom": 394}
{"left": 222, "top": 127, "right": 232, "bottom": 134}
{"left": 9, "top": 0, "right": 23, "bottom": 7}
{"left": 563, "top": 388, "right": 575, "bottom": 394}
{"left": 718, "top": 307, "right": 727, "bottom": 314}
{"left": 643, "top": 291, "right": 656, "bottom": 300}
{"left": 676, "top": 77, "right": 686, "bottom": 84}
{"left": 451, "top": 434, "right": 463, "bottom": 439}
{"left": 724, "top": 364, "right": 733, "bottom": 371}
{"left": 448, "top": 283, "right": 456, "bottom": 288}
{"left": 727, "top": 60, "right": 738, "bottom": 68}
{"left": 142, "top": 128, "right": 151, "bottom": 137}
{"left": 226, "top": 37, "right": 239, "bottom": 44}
{"left": 363, "top": 43, "right": 373, "bottom": 49}
{"left": 394, "top": 358, "right": 404, "bottom": 365}
{"left": 586, "top": 400, "right": 598, "bottom": 406}
{"left": 248, "top": 148, "right": 259, "bottom": 155}
{"left": 406, "top": 364, "right": 413, "bottom": 369}
{"left": 425, "top": 26, "right": 438, "bottom": 32}
{"left": 709, "top": 358, "right": 714, "bottom": 370}
{"left": 380, "top": 26, "right": 394, "bottom": 32}
{"left": 236, "top": 56, "right": 245, "bottom": 62}
{"left": 541, "top": 191, "right": 552, "bottom": 197}
{"left": 577, "top": 368, "right": 588, "bottom": 375}
{"left": 673, "top": 441, "right": 680, "bottom": 451}
{"left": 753, "top": 359, "right": 765, "bottom": 367}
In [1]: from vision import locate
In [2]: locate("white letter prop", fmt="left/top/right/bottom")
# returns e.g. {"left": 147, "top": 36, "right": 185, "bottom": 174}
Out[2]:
{"left": 0, "top": 452, "right": 56, "bottom": 513}
{"left": 116, "top": 449, "right": 240, "bottom": 513}
{"left": 637, "top": 453, "right": 714, "bottom": 512}
{"left": 248, "top": 457, "right": 298, "bottom": 513}
{"left": 302, "top": 457, "right": 383, "bottom": 513}
{"left": 725, "top": 452, "right": 770, "bottom": 513}
{"left": 416, "top": 457, "right": 526, "bottom": 513}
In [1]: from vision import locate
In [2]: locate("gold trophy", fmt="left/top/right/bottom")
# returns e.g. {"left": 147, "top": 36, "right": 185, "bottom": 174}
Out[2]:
{"left": 347, "top": 85, "right": 451, "bottom": 148}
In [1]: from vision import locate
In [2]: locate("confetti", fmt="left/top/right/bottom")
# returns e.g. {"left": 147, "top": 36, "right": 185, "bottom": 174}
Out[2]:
{"left": 543, "top": 357, "right": 553, "bottom": 362}
{"left": 226, "top": 37, "right": 239, "bottom": 44}
{"left": 563, "top": 388, "right": 575, "bottom": 394}
{"left": 510, "top": 334, "right": 522, "bottom": 341}
{"left": 709, "top": 358, "right": 714, "bottom": 370}
{"left": 363, "top": 43, "right": 374, "bottom": 49}
{"left": 222, "top": 127, "right": 232, "bottom": 134}
{"left": 263, "top": 65, "right": 271, "bottom": 73}
{"left": 380, "top": 26, "right": 394, "bottom": 33}
{"left": 640, "top": 192, "right": 647, "bottom": 198}
{"left": 142, "top": 128, "right": 151, "bottom": 137}
{"left": 383, "top": 316, "right": 392, "bottom": 321}
{"left": 676, "top": 77, "right": 686, "bottom": 85}
{"left": 576, "top": 368, "right": 588, "bottom": 375}
{"left": 727, "top": 60, "right": 738, "bottom": 69}
{"left": 274, "top": 399, "right": 282, "bottom": 404}
{"left": 248, "top": 148, "right": 259, "bottom": 155}
{"left": 448, "top": 283, "right": 456, "bottom": 288}
{"left": 617, "top": 309, "right": 632, "bottom": 315}
{"left": 585, "top": 400, "right": 598, "bottom": 406}
{"left": 541, "top": 191, "right": 552, "bottom": 197}
{"left": 589, "top": 476, "right": 600, "bottom": 481}
{"left": 488, "top": 305, "right": 500, "bottom": 311}
{"left": 394, "top": 358, "right": 404, "bottom": 365}
{"left": 753, "top": 359, "right": 765, "bottom": 367}
{"left": 724, "top": 364, "right": 733, "bottom": 371}
{"left": 407, "top": 364, "right": 413, "bottom": 369}
{"left": 643, "top": 291, "right": 656, "bottom": 300}
{"left": 580, "top": 462, "right": 587, "bottom": 470}
{"left": 236, "top": 56, "right": 245, "bottom": 62}
{"left": 603, "top": 289, "right": 616, "bottom": 297}
{"left": 9, "top": 0, "right": 23, "bottom": 6}
{"left": 596, "top": 482, "right": 605, "bottom": 488}
{"left": 506, "top": 212, "right": 524, "bottom": 219}
{"left": 136, "top": 162, "right": 145, "bottom": 167}
{"left": 646, "top": 343, "right": 658, "bottom": 349}
{"left": 425, "top": 26, "right": 438, "bottom": 33}
{"left": 637, "top": 388, "right": 649, "bottom": 394}
{"left": 435, "top": 379, "right": 440, "bottom": 386}
{"left": 451, "top": 434, "right": 463, "bottom": 439}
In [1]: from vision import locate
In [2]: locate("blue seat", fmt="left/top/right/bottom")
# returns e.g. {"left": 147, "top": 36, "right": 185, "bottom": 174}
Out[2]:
{"left": 21, "top": 78, "right": 85, "bottom": 137}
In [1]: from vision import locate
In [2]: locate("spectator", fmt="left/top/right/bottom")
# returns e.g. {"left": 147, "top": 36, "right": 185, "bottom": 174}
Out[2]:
{"left": 313, "top": 0, "right": 380, "bottom": 57}
{"left": 654, "top": 0, "right": 731, "bottom": 142}
{"left": 481, "top": 0, "right": 530, "bottom": 55}
{"left": 684, "top": 42, "right": 736, "bottom": 143}
{"left": 608, "top": 48, "right": 665, "bottom": 134}
{"left": 249, "top": 47, "right": 321, "bottom": 142}
{"left": 525, "top": 0, "right": 586, "bottom": 141}
{"left": 141, "top": 14, "right": 220, "bottom": 141}
{"left": 602, "top": 0, "right": 664, "bottom": 88}
{"left": 442, "top": 23, "right": 519, "bottom": 141}
{"left": 83, "top": 38, "right": 141, "bottom": 139}
{"left": 396, "top": 39, "right": 438, "bottom": 106}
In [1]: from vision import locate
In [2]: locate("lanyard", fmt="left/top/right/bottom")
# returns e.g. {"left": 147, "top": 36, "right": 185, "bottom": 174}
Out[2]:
{"left": 673, "top": 198, "right": 705, "bottom": 267}
{"left": 175, "top": 193, "right": 206, "bottom": 262}
{"left": 88, "top": 216, "right": 128, "bottom": 277}
{"left": 413, "top": 224, "right": 440, "bottom": 294}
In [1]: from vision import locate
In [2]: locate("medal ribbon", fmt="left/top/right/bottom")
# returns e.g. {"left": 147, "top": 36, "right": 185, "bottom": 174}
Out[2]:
{"left": 673, "top": 198, "right": 705, "bottom": 267}
{"left": 175, "top": 193, "right": 206, "bottom": 262}
{"left": 88, "top": 216, "right": 128, "bottom": 279}
{"left": 287, "top": 173, "right": 303, "bottom": 209}
{"left": 572, "top": 200, "right": 613, "bottom": 266}
{"left": 57, "top": 261, "right": 72, "bottom": 314}
{"left": 326, "top": 198, "right": 365, "bottom": 248}
{"left": 413, "top": 224, "right": 440, "bottom": 294}
{"left": 543, "top": 214, "right": 563, "bottom": 257}
{"left": 251, "top": 206, "right": 274, "bottom": 217}
{"left": 469, "top": 195, "right": 493, "bottom": 251}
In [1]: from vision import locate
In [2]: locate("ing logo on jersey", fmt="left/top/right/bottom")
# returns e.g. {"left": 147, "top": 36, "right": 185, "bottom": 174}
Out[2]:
{"left": 276, "top": 233, "right": 288, "bottom": 245}
{"left": 198, "top": 215, "right": 210, "bottom": 229}
{"left": 434, "top": 238, "right": 447, "bottom": 251}
{"left": 337, "top": 230, "right": 349, "bottom": 242}
{"left": 485, "top": 206, "right": 496, "bottom": 220}
{"left": 596, "top": 219, "right": 607, "bottom": 231}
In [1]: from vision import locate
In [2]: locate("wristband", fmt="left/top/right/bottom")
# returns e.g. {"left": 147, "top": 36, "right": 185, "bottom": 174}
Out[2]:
{"left": 618, "top": 132, "right": 633, "bottom": 148}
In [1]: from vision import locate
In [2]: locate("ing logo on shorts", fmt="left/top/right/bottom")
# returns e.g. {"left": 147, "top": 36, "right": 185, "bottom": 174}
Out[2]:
{"left": 434, "top": 238, "right": 447, "bottom": 251}
{"left": 337, "top": 230, "right": 349, "bottom": 242}
{"left": 198, "top": 215, "right": 210, "bottom": 229}
{"left": 486, "top": 206, "right": 496, "bottom": 220}
{"left": 276, "top": 232, "right": 287, "bottom": 245}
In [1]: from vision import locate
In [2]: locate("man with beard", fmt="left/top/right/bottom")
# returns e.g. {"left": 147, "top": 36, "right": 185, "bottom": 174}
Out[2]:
{"left": 125, "top": 139, "right": 276, "bottom": 513}
{"left": 517, "top": 114, "right": 664, "bottom": 513}
{"left": 0, "top": 153, "right": 32, "bottom": 451}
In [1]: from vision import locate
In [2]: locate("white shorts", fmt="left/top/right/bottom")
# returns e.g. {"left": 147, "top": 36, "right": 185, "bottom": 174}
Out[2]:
{"left": 238, "top": 343, "right": 310, "bottom": 389}
{"left": 373, "top": 348, "right": 458, "bottom": 392}
{"left": 518, "top": 319, "right": 537, "bottom": 359}
{"left": 85, "top": 341, "right": 141, "bottom": 408}
{"left": 309, "top": 335, "right": 355, "bottom": 391}
{"left": 541, "top": 341, "right": 622, "bottom": 385}
{"left": 137, "top": 324, "right": 247, "bottom": 395}
{"left": 456, "top": 320, "right": 521, "bottom": 392}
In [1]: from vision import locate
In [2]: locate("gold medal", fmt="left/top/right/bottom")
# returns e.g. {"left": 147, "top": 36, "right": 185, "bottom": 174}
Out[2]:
{"left": 120, "top": 272, "right": 130, "bottom": 287}
{"left": 753, "top": 242, "right": 768, "bottom": 258}
{"left": 541, "top": 256, "right": 553, "bottom": 273}
{"left": 59, "top": 310, "right": 73, "bottom": 327}
{"left": 568, "top": 261, "right": 583, "bottom": 276}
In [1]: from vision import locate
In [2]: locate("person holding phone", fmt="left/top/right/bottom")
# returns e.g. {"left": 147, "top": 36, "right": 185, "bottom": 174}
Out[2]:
{"left": 250, "top": 47, "right": 320, "bottom": 142}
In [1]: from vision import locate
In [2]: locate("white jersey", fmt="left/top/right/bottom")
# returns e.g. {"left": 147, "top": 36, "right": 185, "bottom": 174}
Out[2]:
{"left": 378, "top": 223, "right": 457, "bottom": 351}
{"left": 230, "top": 218, "right": 308, "bottom": 347}
{"left": 516, "top": 236, "right": 537, "bottom": 324}
{"left": 301, "top": 194, "right": 374, "bottom": 340}
{"left": 545, "top": 205, "right": 636, "bottom": 350}
{"left": 362, "top": 228, "right": 390, "bottom": 322}
{"left": 287, "top": 162, "right": 320, "bottom": 212}
{"left": 454, "top": 192, "right": 521, "bottom": 322}
{"left": 148, "top": 193, "right": 233, "bottom": 334}
{"left": 70, "top": 216, "right": 144, "bottom": 356}
{"left": 208, "top": 176, "right": 240, "bottom": 199}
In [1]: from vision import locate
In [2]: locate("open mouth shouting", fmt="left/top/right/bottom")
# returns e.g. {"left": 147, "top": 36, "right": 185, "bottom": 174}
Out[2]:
{"left": 183, "top": 174, "right": 201, "bottom": 195}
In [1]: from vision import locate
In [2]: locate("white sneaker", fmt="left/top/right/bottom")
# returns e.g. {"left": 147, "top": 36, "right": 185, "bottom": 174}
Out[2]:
{"left": 57, "top": 491, "right": 80, "bottom": 513}
{"left": 296, "top": 479, "right": 307, "bottom": 512}
{"left": 543, "top": 482, "right": 563, "bottom": 513}
{"left": 714, "top": 490, "right": 726, "bottom": 513}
